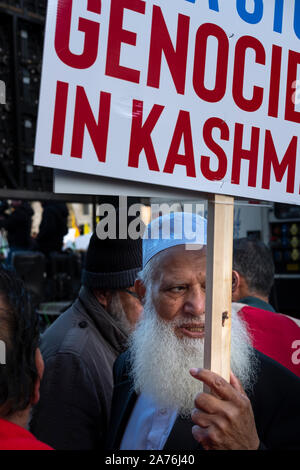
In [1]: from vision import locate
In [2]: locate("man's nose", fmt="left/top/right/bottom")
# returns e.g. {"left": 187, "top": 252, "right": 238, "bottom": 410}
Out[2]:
{"left": 183, "top": 286, "right": 205, "bottom": 317}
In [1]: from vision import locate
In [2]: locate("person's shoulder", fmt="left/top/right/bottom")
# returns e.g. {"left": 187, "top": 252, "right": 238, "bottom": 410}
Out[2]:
{"left": 40, "top": 298, "right": 114, "bottom": 375}
{"left": 249, "top": 349, "right": 300, "bottom": 418}
{"left": 0, "top": 419, "right": 53, "bottom": 450}
{"left": 250, "top": 349, "right": 300, "bottom": 450}
{"left": 253, "top": 348, "right": 300, "bottom": 391}
{"left": 40, "top": 300, "right": 94, "bottom": 359}
{"left": 4, "top": 438, "right": 54, "bottom": 450}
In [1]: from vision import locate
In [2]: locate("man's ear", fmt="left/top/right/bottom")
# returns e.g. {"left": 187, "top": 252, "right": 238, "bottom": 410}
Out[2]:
{"left": 232, "top": 270, "right": 240, "bottom": 294}
{"left": 134, "top": 279, "right": 146, "bottom": 303}
{"left": 94, "top": 290, "right": 111, "bottom": 308}
{"left": 31, "top": 348, "right": 44, "bottom": 406}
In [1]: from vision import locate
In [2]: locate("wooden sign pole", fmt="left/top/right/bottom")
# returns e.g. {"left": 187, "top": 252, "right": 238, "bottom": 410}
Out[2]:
{"left": 204, "top": 194, "right": 234, "bottom": 384}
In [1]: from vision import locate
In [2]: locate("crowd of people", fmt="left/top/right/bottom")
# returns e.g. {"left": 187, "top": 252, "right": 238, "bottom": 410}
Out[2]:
{"left": 0, "top": 211, "right": 299, "bottom": 451}
{"left": 0, "top": 200, "right": 69, "bottom": 265}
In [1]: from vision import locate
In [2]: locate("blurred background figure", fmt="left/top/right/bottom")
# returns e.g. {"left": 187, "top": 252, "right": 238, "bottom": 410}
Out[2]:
{"left": 30, "top": 214, "right": 143, "bottom": 450}
{"left": 232, "top": 237, "right": 275, "bottom": 312}
{"left": 0, "top": 200, "right": 33, "bottom": 267}
{"left": 232, "top": 237, "right": 300, "bottom": 377}
{"left": 0, "top": 267, "right": 52, "bottom": 450}
{"left": 36, "top": 201, "right": 68, "bottom": 256}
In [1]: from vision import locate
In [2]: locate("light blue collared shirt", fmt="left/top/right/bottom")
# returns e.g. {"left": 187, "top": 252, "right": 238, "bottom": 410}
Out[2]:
{"left": 120, "top": 394, "right": 178, "bottom": 450}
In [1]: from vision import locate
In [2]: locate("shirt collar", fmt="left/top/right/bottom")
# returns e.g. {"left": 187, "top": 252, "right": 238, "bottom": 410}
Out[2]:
{"left": 239, "top": 296, "right": 275, "bottom": 312}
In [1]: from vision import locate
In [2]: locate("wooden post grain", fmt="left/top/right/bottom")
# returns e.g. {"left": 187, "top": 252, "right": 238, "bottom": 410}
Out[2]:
{"left": 204, "top": 194, "right": 234, "bottom": 385}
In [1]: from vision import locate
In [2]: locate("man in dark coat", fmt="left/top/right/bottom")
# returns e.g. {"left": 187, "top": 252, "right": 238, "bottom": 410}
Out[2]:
{"left": 30, "top": 228, "right": 143, "bottom": 450}
{"left": 107, "top": 212, "right": 300, "bottom": 451}
{"left": 36, "top": 201, "right": 69, "bottom": 255}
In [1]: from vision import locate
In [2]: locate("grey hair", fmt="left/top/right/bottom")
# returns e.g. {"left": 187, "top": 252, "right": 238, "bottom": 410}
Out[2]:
{"left": 233, "top": 238, "right": 275, "bottom": 297}
{"left": 137, "top": 251, "right": 167, "bottom": 287}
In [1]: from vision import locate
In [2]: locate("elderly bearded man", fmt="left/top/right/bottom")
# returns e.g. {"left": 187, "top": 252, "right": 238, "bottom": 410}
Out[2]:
{"left": 107, "top": 212, "right": 300, "bottom": 451}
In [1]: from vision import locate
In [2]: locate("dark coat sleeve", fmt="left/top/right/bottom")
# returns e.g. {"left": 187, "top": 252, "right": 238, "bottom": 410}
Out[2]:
{"left": 30, "top": 352, "right": 104, "bottom": 450}
{"left": 250, "top": 351, "right": 300, "bottom": 450}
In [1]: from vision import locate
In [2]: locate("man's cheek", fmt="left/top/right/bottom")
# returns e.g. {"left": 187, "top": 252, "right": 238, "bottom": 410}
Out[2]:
{"left": 155, "top": 300, "right": 176, "bottom": 322}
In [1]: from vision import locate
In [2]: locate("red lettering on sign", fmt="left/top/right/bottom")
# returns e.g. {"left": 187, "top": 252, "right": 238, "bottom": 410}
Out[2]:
{"left": 201, "top": 117, "right": 229, "bottom": 181}
{"left": 105, "top": 0, "right": 145, "bottom": 83}
{"left": 268, "top": 45, "right": 282, "bottom": 118}
{"left": 55, "top": 0, "right": 101, "bottom": 69}
{"left": 262, "top": 131, "right": 297, "bottom": 193}
{"left": 231, "top": 123, "right": 260, "bottom": 187}
{"left": 147, "top": 6, "right": 190, "bottom": 95}
{"left": 193, "top": 23, "right": 229, "bottom": 103}
{"left": 285, "top": 50, "right": 300, "bottom": 124}
{"left": 232, "top": 36, "right": 265, "bottom": 112}
{"left": 163, "top": 110, "right": 196, "bottom": 177}
{"left": 71, "top": 87, "right": 111, "bottom": 161}
{"left": 128, "top": 100, "right": 163, "bottom": 171}
{"left": 50, "top": 81, "right": 69, "bottom": 155}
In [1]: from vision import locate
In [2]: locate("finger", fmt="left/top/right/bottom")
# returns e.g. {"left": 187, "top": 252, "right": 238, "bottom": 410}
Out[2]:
{"left": 194, "top": 391, "right": 240, "bottom": 421}
{"left": 192, "top": 408, "right": 228, "bottom": 433}
{"left": 191, "top": 425, "right": 209, "bottom": 445}
{"left": 191, "top": 408, "right": 212, "bottom": 428}
{"left": 190, "top": 368, "right": 237, "bottom": 402}
{"left": 230, "top": 371, "right": 246, "bottom": 395}
{"left": 192, "top": 425, "right": 220, "bottom": 450}
{"left": 194, "top": 392, "right": 224, "bottom": 414}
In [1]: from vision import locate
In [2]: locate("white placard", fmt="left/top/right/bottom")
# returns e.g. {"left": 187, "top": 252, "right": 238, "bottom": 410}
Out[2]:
{"left": 54, "top": 169, "right": 208, "bottom": 199}
{"left": 35, "top": 0, "right": 300, "bottom": 205}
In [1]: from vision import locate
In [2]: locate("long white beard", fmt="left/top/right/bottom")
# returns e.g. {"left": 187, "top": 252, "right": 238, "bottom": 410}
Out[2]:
{"left": 128, "top": 292, "right": 257, "bottom": 418}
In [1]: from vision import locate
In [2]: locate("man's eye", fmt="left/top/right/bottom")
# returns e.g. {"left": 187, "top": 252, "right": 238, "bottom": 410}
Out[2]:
{"left": 169, "top": 286, "right": 186, "bottom": 293}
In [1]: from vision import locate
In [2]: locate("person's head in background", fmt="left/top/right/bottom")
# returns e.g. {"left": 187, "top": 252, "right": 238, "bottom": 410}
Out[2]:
{"left": 81, "top": 213, "right": 143, "bottom": 334}
{"left": 232, "top": 238, "right": 275, "bottom": 304}
{"left": 10, "top": 200, "right": 22, "bottom": 209}
{"left": 0, "top": 267, "right": 44, "bottom": 428}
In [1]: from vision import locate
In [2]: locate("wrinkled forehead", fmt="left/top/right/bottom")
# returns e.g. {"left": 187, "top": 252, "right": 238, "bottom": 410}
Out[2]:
{"left": 152, "top": 245, "right": 207, "bottom": 282}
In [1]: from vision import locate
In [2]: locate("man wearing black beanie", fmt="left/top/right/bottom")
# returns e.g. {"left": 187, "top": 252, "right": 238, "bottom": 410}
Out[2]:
{"left": 30, "top": 221, "right": 143, "bottom": 450}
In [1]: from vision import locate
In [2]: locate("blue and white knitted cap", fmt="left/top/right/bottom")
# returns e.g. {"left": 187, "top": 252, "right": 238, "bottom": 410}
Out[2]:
{"left": 142, "top": 212, "right": 207, "bottom": 267}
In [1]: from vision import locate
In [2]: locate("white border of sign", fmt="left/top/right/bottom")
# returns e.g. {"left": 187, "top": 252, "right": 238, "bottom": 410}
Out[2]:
{"left": 54, "top": 169, "right": 208, "bottom": 199}
{"left": 35, "top": 0, "right": 300, "bottom": 206}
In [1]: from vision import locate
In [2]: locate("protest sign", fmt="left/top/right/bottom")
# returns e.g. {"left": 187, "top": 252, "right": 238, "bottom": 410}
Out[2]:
{"left": 35, "top": 0, "right": 300, "bottom": 205}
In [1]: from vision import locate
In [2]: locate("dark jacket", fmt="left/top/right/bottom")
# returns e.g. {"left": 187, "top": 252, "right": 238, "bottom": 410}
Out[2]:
{"left": 107, "top": 349, "right": 300, "bottom": 450}
{"left": 30, "top": 287, "right": 128, "bottom": 450}
{"left": 0, "top": 202, "right": 33, "bottom": 248}
{"left": 36, "top": 202, "right": 68, "bottom": 254}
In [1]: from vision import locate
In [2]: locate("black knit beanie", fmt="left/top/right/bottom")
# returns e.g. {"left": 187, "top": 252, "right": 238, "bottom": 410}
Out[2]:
{"left": 81, "top": 219, "right": 143, "bottom": 290}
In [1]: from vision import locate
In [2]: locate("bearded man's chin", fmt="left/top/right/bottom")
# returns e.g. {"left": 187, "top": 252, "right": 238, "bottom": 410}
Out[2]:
{"left": 128, "top": 309, "right": 205, "bottom": 415}
{"left": 129, "top": 296, "right": 256, "bottom": 415}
